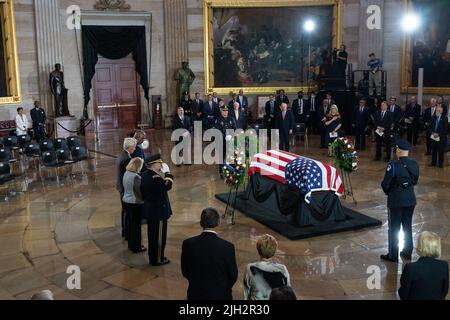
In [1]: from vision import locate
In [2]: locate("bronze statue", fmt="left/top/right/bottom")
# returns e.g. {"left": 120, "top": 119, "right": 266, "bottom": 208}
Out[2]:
{"left": 175, "top": 61, "right": 196, "bottom": 102}
{"left": 49, "top": 63, "right": 70, "bottom": 117}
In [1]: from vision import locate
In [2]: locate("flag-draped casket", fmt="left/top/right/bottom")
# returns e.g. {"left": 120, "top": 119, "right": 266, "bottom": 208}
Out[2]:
{"left": 246, "top": 150, "right": 346, "bottom": 226}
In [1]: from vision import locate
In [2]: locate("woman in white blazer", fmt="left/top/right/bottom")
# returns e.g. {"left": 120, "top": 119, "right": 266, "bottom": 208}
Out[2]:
{"left": 15, "top": 107, "right": 29, "bottom": 136}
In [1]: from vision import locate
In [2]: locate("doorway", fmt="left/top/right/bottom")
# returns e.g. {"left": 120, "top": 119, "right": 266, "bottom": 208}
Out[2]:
{"left": 93, "top": 54, "right": 140, "bottom": 131}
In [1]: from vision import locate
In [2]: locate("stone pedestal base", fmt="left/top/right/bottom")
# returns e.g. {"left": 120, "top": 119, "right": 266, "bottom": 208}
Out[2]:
{"left": 55, "top": 116, "right": 78, "bottom": 138}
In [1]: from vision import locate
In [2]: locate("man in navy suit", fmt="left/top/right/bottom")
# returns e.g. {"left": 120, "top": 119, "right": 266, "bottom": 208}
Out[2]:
{"left": 388, "top": 96, "right": 402, "bottom": 128}
{"left": 430, "top": 105, "right": 448, "bottom": 168}
{"left": 275, "top": 103, "right": 294, "bottom": 152}
{"left": 202, "top": 94, "right": 218, "bottom": 130}
{"left": 181, "top": 208, "right": 238, "bottom": 300}
{"left": 173, "top": 107, "right": 192, "bottom": 166}
{"left": 230, "top": 101, "right": 246, "bottom": 130}
{"left": 352, "top": 98, "right": 370, "bottom": 150}
{"left": 374, "top": 101, "right": 393, "bottom": 161}
{"left": 264, "top": 94, "right": 278, "bottom": 134}
{"left": 238, "top": 89, "right": 249, "bottom": 111}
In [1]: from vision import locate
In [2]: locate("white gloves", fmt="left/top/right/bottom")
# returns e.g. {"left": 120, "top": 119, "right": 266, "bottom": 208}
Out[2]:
{"left": 141, "top": 139, "right": 150, "bottom": 150}
{"left": 161, "top": 162, "right": 170, "bottom": 174}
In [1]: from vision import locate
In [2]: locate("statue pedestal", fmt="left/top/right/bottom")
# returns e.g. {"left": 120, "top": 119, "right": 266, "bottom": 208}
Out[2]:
{"left": 54, "top": 116, "right": 78, "bottom": 138}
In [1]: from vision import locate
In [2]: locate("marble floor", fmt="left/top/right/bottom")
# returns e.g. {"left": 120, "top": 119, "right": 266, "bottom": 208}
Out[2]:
{"left": 0, "top": 129, "right": 449, "bottom": 300}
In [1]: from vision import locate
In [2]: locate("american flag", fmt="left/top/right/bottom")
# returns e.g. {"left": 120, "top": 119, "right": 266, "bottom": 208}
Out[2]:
{"left": 248, "top": 150, "right": 344, "bottom": 203}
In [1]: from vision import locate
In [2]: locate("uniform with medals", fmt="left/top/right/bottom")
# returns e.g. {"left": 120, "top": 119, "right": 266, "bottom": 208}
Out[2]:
{"left": 381, "top": 140, "right": 419, "bottom": 262}
{"left": 214, "top": 106, "right": 236, "bottom": 177}
{"left": 140, "top": 154, "right": 174, "bottom": 266}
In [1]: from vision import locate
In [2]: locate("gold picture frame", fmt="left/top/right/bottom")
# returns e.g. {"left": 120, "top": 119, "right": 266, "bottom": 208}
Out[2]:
{"left": 203, "top": 0, "right": 343, "bottom": 95}
{"left": 0, "top": 0, "right": 21, "bottom": 104}
{"left": 400, "top": 0, "right": 450, "bottom": 94}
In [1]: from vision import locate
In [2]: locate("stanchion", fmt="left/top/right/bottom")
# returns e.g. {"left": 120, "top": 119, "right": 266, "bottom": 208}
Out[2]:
{"left": 223, "top": 184, "right": 239, "bottom": 225}
{"left": 338, "top": 167, "right": 357, "bottom": 205}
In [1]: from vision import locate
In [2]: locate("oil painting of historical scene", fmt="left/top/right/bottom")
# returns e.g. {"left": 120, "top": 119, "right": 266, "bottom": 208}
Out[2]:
{"left": 212, "top": 5, "right": 334, "bottom": 89}
{"left": 411, "top": 0, "right": 450, "bottom": 87}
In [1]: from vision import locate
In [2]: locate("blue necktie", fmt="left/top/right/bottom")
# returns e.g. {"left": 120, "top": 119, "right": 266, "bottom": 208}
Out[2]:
{"left": 435, "top": 117, "right": 440, "bottom": 132}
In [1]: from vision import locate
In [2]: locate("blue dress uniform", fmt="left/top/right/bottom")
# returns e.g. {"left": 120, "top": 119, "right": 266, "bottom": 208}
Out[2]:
{"left": 214, "top": 107, "right": 236, "bottom": 177}
{"left": 140, "top": 154, "right": 174, "bottom": 266}
{"left": 381, "top": 140, "right": 419, "bottom": 262}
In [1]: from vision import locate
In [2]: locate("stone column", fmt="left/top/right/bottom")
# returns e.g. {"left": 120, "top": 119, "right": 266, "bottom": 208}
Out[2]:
{"left": 358, "top": 0, "right": 384, "bottom": 68}
{"left": 164, "top": 0, "right": 189, "bottom": 119}
{"left": 34, "top": 0, "right": 63, "bottom": 117}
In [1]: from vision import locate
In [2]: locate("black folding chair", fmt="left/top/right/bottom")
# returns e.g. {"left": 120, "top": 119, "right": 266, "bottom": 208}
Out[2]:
{"left": 17, "top": 134, "right": 31, "bottom": 149}
{"left": 0, "top": 162, "right": 15, "bottom": 201}
{"left": 3, "top": 136, "right": 19, "bottom": 151}
{"left": 67, "top": 136, "right": 81, "bottom": 150}
{"left": 292, "top": 123, "right": 308, "bottom": 148}
{"left": 54, "top": 138, "right": 68, "bottom": 150}
{"left": 39, "top": 140, "right": 54, "bottom": 153}
{"left": 41, "top": 151, "right": 66, "bottom": 185}
{"left": 0, "top": 147, "right": 18, "bottom": 163}
{"left": 71, "top": 145, "right": 89, "bottom": 175}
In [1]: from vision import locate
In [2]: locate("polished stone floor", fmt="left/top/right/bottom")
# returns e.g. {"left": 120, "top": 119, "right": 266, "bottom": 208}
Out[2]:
{"left": 0, "top": 129, "right": 449, "bottom": 300}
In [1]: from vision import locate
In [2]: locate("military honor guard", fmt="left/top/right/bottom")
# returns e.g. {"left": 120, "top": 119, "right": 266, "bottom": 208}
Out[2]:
{"left": 215, "top": 105, "right": 235, "bottom": 178}
{"left": 140, "top": 154, "right": 174, "bottom": 266}
{"left": 381, "top": 139, "right": 419, "bottom": 262}
{"left": 30, "top": 101, "right": 46, "bottom": 142}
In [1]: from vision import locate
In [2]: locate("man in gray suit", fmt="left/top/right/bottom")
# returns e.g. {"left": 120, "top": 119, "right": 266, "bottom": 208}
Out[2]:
{"left": 116, "top": 137, "right": 137, "bottom": 239}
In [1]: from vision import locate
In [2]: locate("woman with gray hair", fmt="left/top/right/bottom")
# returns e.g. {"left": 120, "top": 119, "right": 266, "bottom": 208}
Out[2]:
{"left": 116, "top": 137, "right": 137, "bottom": 239}
{"left": 123, "top": 157, "right": 146, "bottom": 253}
{"left": 398, "top": 231, "right": 449, "bottom": 300}
{"left": 243, "top": 234, "right": 291, "bottom": 300}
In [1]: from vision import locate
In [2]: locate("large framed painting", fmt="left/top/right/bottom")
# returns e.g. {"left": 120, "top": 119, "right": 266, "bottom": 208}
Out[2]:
{"left": 0, "top": 0, "right": 21, "bottom": 104}
{"left": 203, "top": 0, "right": 343, "bottom": 95}
{"left": 401, "top": 0, "right": 450, "bottom": 94}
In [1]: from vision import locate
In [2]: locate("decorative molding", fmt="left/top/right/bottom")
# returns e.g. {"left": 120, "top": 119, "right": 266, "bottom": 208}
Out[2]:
{"left": 93, "top": 0, "right": 131, "bottom": 11}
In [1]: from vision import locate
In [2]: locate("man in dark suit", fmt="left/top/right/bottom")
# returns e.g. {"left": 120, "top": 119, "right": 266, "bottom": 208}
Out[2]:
{"left": 264, "top": 94, "right": 278, "bottom": 134}
{"left": 317, "top": 99, "right": 331, "bottom": 148}
{"left": 322, "top": 92, "right": 335, "bottom": 111}
{"left": 398, "top": 231, "right": 449, "bottom": 300}
{"left": 352, "top": 98, "right": 370, "bottom": 150}
{"left": 292, "top": 91, "right": 310, "bottom": 125}
{"left": 307, "top": 91, "right": 318, "bottom": 134}
{"left": 275, "top": 103, "right": 294, "bottom": 152}
{"left": 437, "top": 96, "right": 448, "bottom": 116}
{"left": 173, "top": 107, "right": 191, "bottom": 166}
{"left": 212, "top": 92, "right": 221, "bottom": 105}
{"left": 116, "top": 137, "right": 137, "bottom": 239}
{"left": 30, "top": 101, "right": 46, "bottom": 142}
{"left": 141, "top": 154, "right": 174, "bottom": 266}
{"left": 238, "top": 89, "right": 249, "bottom": 111}
{"left": 230, "top": 101, "right": 246, "bottom": 130}
{"left": 192, "top": 92, "right": 204, "bottom": 121}
{"left": 388, "top": 96, "right": 402, "bottom": 127}
{"left": 180, "top": 91, "right": 193, "bottom": 119}
{"left": 430, "top": 105, "right": 448, "bottom": 168}
{"left": 181, "top": 208, "right": 238, "bottom": 300}
{"left": 423, "top": 98, "right": 438, "bottom": 155}
{"left": 276, "top": 89, "right": 289, "bottom": 106}
{"left": 202, "top": 94, "right": 218, "bottom": 130}
{"left": 381, "top": 139, "right": 419, "bottom": 263}
{"left": 405, "top": 96, "right": 421, "bottom": 146}
{"left": 228, "top": 93, "right": 240, "bottom": 109}
{"left": 374, "top": 101, "right": 393, "bottom": 161}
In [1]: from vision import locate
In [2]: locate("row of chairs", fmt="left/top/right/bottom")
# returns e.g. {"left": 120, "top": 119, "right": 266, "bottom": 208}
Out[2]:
{"left": 0, "top": 135, "right": 82, "bottom": 152}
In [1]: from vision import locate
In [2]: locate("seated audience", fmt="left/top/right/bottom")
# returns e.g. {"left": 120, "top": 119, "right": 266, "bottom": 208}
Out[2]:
{"left": 243, "top": 234, "right": 291, "bottom": 300}
{"left": 122, "top": 157, "right": 146, "bottom": 253}
{"left": 398, "top": 231, "right": 449, "bottom": 300}
{"left": 269, "top": 286, "right": 297, "bottom": 300}
{"left": 181, "top": 208, "right": 238, "bottom": 300}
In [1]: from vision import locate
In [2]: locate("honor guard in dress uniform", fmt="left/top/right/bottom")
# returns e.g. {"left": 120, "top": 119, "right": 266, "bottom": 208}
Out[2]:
{"left": 215, "top": 106, "right": 235, "bottom": 178}
{"left": 381, "top": 139, "right": 419, "bottom": 263}
{"left": 140, "top": 154, "right": 174, "bottom": 266}
{"left": 30, "top": 101, "right": 46, "bottom": 142}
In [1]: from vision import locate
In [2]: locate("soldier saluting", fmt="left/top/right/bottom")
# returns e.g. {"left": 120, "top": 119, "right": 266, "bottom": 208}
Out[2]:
{"left": 380, "top": 139, "right": 419, "bottom": 263}
{"left": 140, "top": 154, "right": 174, "bottom": 266}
